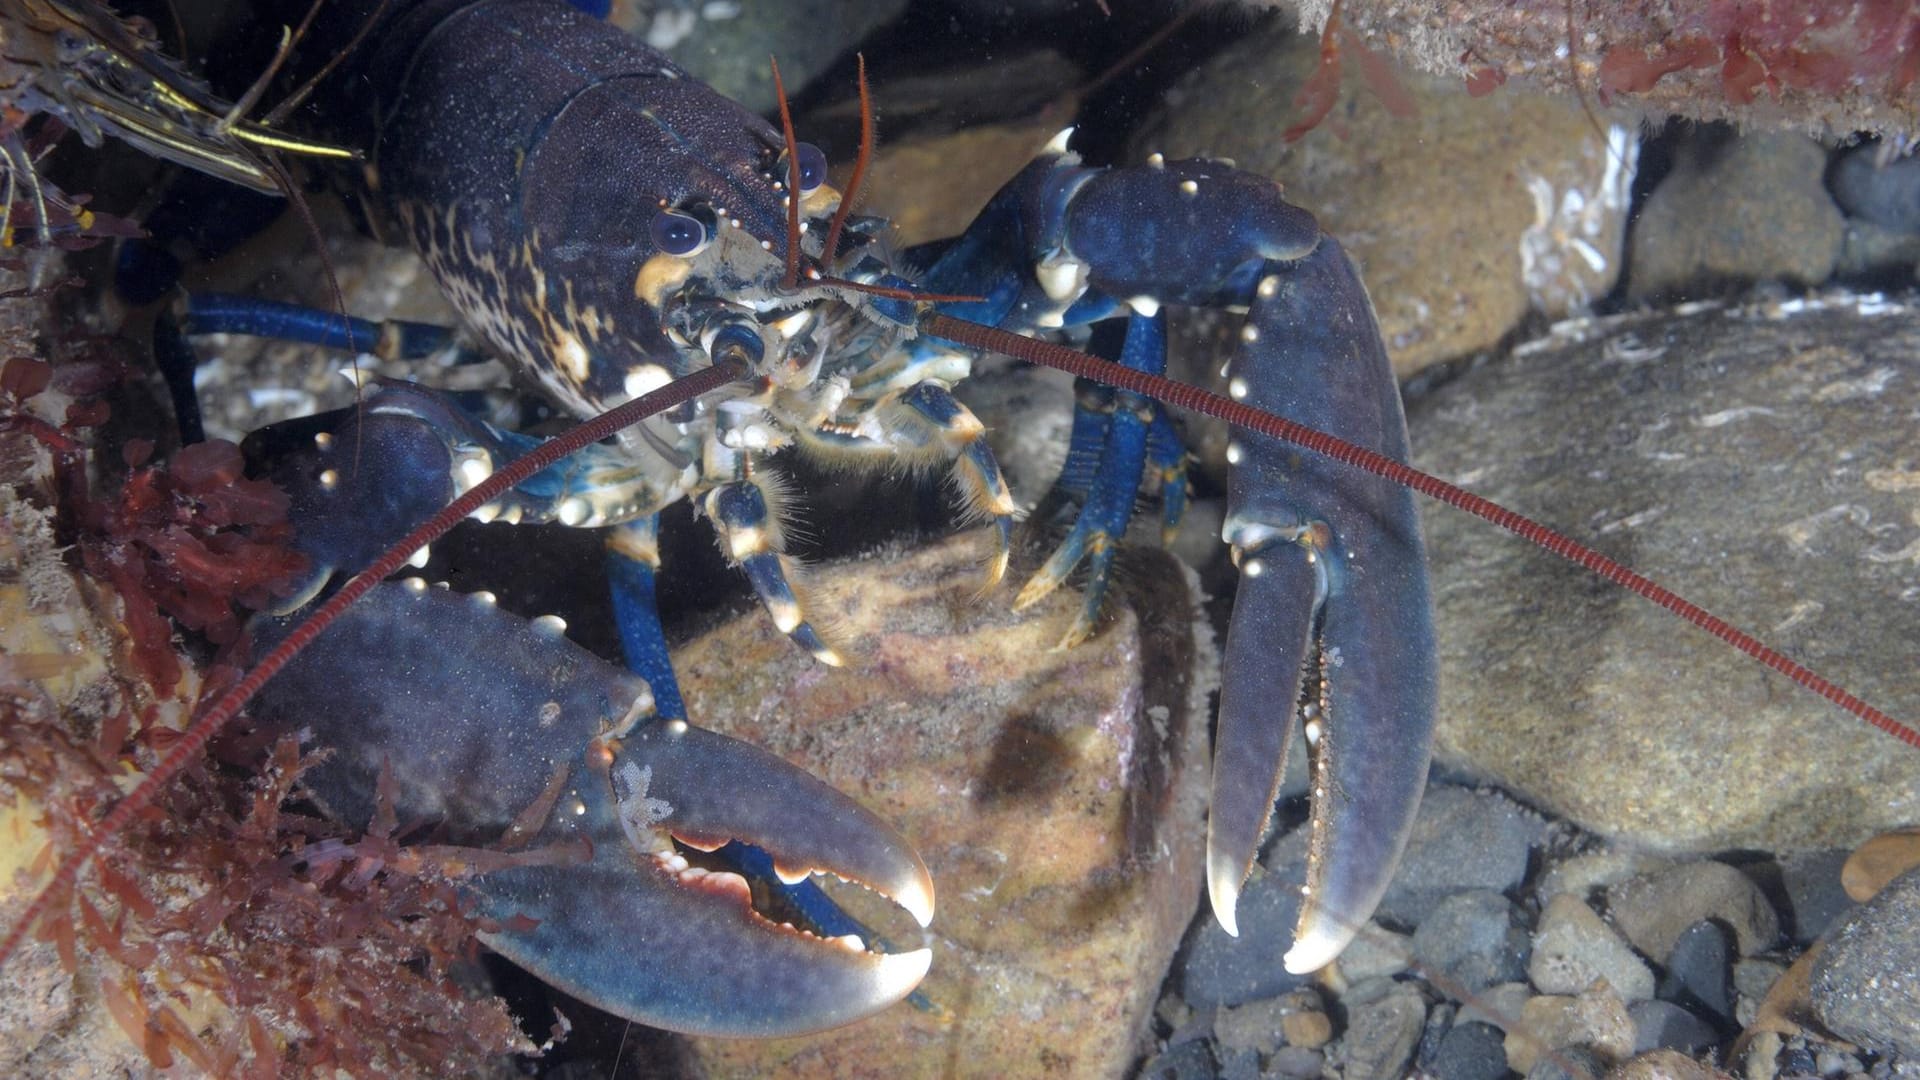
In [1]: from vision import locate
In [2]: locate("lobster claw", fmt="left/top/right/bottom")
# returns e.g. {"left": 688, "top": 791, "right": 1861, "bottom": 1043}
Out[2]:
{"left": 1200, "top": 234, "right": 1437, "bottom": 974}
{"left": 249, "top": 580, "right": 934, "bottom": 1037}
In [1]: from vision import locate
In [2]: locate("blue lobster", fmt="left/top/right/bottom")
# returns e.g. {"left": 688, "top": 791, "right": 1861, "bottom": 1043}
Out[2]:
{"left": 161, "top": 0, "right": 1435, "bottom": 1036}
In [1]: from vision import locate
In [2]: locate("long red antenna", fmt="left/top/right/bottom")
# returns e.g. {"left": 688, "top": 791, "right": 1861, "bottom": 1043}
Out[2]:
{"left": 821, "top": 54, "right": 873, "bottom": 270}
{"left": 922, "top": 312, "right": 1918, "bottom": 750}
{"left": 0, "top": 359, "right": 749, "bottom": 972}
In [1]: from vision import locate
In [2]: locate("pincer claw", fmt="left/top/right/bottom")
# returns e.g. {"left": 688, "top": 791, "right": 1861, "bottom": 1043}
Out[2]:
{"left": 249, "top": 580, "right": 934, "bottom": 1037}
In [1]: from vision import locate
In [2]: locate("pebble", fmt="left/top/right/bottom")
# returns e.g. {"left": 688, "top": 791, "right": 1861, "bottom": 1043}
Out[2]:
{"left": 1535, "top": 850, "right": 1675, "bottom": 903}
{"left": 1606, "top": 861, "right": 1780, "bottom": 960}
{"left": 1410, "top": 889, "right": 1531, "bottom": 997}
{"left": 1337, "top": 922, "right": 1413, "bottom": 982}
{"left": 1656, "top": 920, "right": 1734, "bottom": 1027}
{"left": 1529, "top": 893, "right": 1656, "bottom": 1003}
{"left": 1773, "top": 848, "right": 1856, "bottom": 943}
{"left": 1138, "top": 1039, "right": 1217, "bottom": 1080}
{"left": 1266, "top": 1045, "right": 1323, "bottom": 1079}
{"left": 1829, "top": 142, "right": 1920, "bottom": 234}
{"left": 1281, "top": 1010, "right": 1332, "bottom": 1050}
{"left": 1375, "top": 785, "right": 1545, "bottom": 927}
{"left": 1456, "top": 982, "right": 1533, "bottom": 1034}
{"left": 1333, "top": 984, "right": 1427, "bottom": 1080}
{"left": 1603, "top": 1047, "right": 1724, "bottom": 1080}
{"left": 1504, "top": 987, "right": 1634, "bottom": 1074}
{"left": 1809, "top": 865, "right": 1920, "bottom": 1057}
{"left": 1423, "top": 1020, "right": 1508, "bottom": 1080}
{"left": 1180, "top": 843, "right": 1310, "bottom": 1008}
{"left": 1523, "top": 1044, "right": 1607, "bottom": 1080}
{"left": 1627, "top": 999, "right": 1720, "bottom": 1054}
{"left": 1627, "top": 127, "right": 1844, "bottom": 297}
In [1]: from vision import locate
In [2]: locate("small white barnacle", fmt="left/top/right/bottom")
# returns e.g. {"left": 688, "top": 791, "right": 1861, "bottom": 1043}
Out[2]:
{"left": 531, "top": 613, "right": 568, "bottom": 637}
{"left": 612, "top": 760, "right": 675, "bottom": 852}
{"left": 1178, "top": 179, "right": 1199, "bottom": 196}
{"left": 1240, "top": 324, "right": 1261, "bottom": 344}
{"left": 318, "top": 468, "right": 339, "bottom": 490}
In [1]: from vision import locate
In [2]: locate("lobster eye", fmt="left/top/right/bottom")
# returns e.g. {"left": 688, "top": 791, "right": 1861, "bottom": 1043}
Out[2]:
{"left": 779, "top": 142, "right": 829, "bottom": 193}
{"left": 796, "top": 143, "right": 828, "bottom": 191}
{"left": 650, "top": 208, "right": 710, "bottom": 257}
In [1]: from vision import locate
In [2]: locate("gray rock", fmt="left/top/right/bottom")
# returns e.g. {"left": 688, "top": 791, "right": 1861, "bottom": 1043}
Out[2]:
{"left": 1411, "top": 297, "right": 1920, "bottom": 856}
{"left": 1411, "top": 889, "right": 1531, "bottom": 997}
{"left": 1656, "top": 920, "right": 1734, "bottom": 1027}
{"left": 1213, "top": 996, "right": 1289, "bottom": 1057}
{"left": 1266, "top": 1045, "right": 1324, "bottom": 1080}
{"left": 1338, "top": 922, "right": 1413, "bottom": 982}
{"left": 1138, "top": 1039, "right": 1217, "bottom": 1080}
{"left": 1182, "top": 840, "right": 1310, "bottom": 1007}
{"left": 1377, "top": 785, "right": 1546, "bottom": 927}
{"left": 1628, "top": 999, "right": 1720, "bottom": 1054}
{"left": 1606, "top": 862, "right": 1780, "bottom": 960}
{"left": 1810, "top": 865, "right": 1920, "bottom": 1057}
{"left": 1628, "top": 128, "right": 1844, "bottom": 297}
{"left": 1830, "top": 143, "right": 1920, "bottom": 234}
{"left": 1456, "top": 981, "right": 1533, "bottom": 1034}
{"left": 610, "top": 0, "right": 907, "bottom": 113}
{"left": 1774, "top": 847, "right": 1857, "bottom": 944}
{"left": 1524, "top": 1044, "right": 1608, "bottom": 1080}
{"left": 1424, "top": 1020, "right": 1508, "bottom": 1080}
{"left": 1529, "top": 893, "right": 1656, "bottom": 1002}
{"left": 1216, "top": 1047, "right": 1259, "bottom": 1080}
{"left": 1536, "top": 850, "right": 1676, "bottom": 903}
{"left": 1334, "top": 984, "right": 1427, "bottom": 1080}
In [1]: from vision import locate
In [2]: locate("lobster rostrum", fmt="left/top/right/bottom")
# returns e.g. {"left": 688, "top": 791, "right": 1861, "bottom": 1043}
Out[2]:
{"left": 239, "top": 0, "right": 1427, "bottom": 985}
{"left": 7, "top": 0, "right": 1908, "bottom": 1050}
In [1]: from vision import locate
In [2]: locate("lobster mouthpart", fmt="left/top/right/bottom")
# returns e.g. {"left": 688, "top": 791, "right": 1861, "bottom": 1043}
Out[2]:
{"left": 249, "top": 579, "right": 933, "bottom": 1037}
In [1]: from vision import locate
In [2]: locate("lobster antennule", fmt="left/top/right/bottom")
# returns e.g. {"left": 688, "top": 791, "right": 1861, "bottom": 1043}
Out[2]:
{"left": 921, "top": 311, "right": 1917, "bottom": 749}
{"left": 820, "top": 53, "right": 873, "bottom": 268}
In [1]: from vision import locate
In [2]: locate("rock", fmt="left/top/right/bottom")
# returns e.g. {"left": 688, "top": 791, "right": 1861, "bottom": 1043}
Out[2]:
{"left": 1376, "top": 785, "right": 1547, "bottom": 927}
{"left": 1535, "top": 851, "right": 1676, "bottom": 904}
{"left": 1456, "top": 981, "right": 1533, "bottom": 1034}
{"left": 1772, "top": 848, "right": 1856, "bottom": 944}
{"left": 1609, "top": 1047, "right": 1729, "bottom": 1080}
{"left": 1282, "top": 1008, "right": 1333, "bottom": 1049}
{"left": 1605, "top": 862, "right": 1780, "bottom": 960}
{"left": 1333, "top": 983, "right": 1427, "bottom": 1080}
{"left": 1656, "top": 920, "right": 1734, "bottom": 1027}
{"left": 679, "top": 533, "right": 1214, "bottom": 1078}
{"left": 1337, "top": 922, "right": 1413, "bottom": 982}
{"left": 1503, "top": 986, "right": 1635, "bottom": 1075}
{"left": 1731, "top": 957, "right": 1788, "bottom": 1028}
{"left": 1836, "top": 217, "right": 1920, "bottom": 281}
{"left": 1809, "top": 865, "right": 1920, "bottom": 1057}
{"left": 1268, "top": 1045, "right": 1324, "bottom": 1079}
{"left": 1135, "top": 14, "right": 1633, "bottom": 379}
{"left": 1182, "top": 828, "right": 1312, "bottom": 1008}
{"left": 1523, "top": 1044, "right": 1607, "bottom": 1080}
{"left": 1627, "top": 999, "right": 1720, "bottom": 1054}
{"left": 1216, "top": 1048, "right": 1259, "bottom": 1080}
{"left": 1214, "top": 996, "right": 1289, "bottom": 1056}
{"left": 1627, "top": 128, "right": 1844, "bottom": 297}
{"left": 1410, "top": 889, "right": 1531, "bottom": 997}
{"left": 607, "top": 0, "right": 907, "bottom": 113}
{"left": 1829, "top": 142, "right": 1920, "bottom": 234}
{"left": 1411, "top": 296, "right": 1920, "bottom": 855}
{"left": 1528, "top": 894, "right": 1656, "bottom": 1003}
{"left": 1138, "top": 1039, "right": 1217, "bottom": 1080}
{"left": 1424, "top": 1019, "right": 1508, "bottom": 1080}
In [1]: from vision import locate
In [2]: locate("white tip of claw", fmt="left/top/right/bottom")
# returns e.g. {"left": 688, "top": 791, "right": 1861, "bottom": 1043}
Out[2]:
{"left": 1045, "top": 126, "right": 1075, "bottom": 155}
{"left": 1282, "top": 920, "right": 1350, "bottom": 975}
{"left": 875, "top": 948, "right": 934, "bottom": 1001}
{"left": 1206, "top": 852, "right": 1244, "bottom": 938}
{"left": 896, "top": 874, "right": 936, "bottom": 929}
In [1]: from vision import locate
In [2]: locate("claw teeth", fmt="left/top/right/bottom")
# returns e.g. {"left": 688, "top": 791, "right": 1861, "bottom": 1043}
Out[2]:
{"left": 832, "top": 933, "right": 867, "bottom": 954}
{"left": 774, "top": 862, "right": 813, "bottom": 885}
{"left": 875, "top": 948, "right": 934, "bottom": 1000}
{"left": 1282, "top": 919, "right": 1350, "bottom": 975}
{"left": 894, "top": 873, "right": 936, "bottom": 929}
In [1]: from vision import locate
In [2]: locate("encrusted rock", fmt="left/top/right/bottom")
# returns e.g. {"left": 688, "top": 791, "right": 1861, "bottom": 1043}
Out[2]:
{"left": 1528, "top": 894, "right": 1655, "bottom": 1003}
{"left": 1413, "top": 296, "right": 1920, "bottom": 854}
{"left": 680, "top": 532, "right": 1214, "bottom": 1078}
{"left": 1809, "top": 865, "right": 1920, "bottom": 1058}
